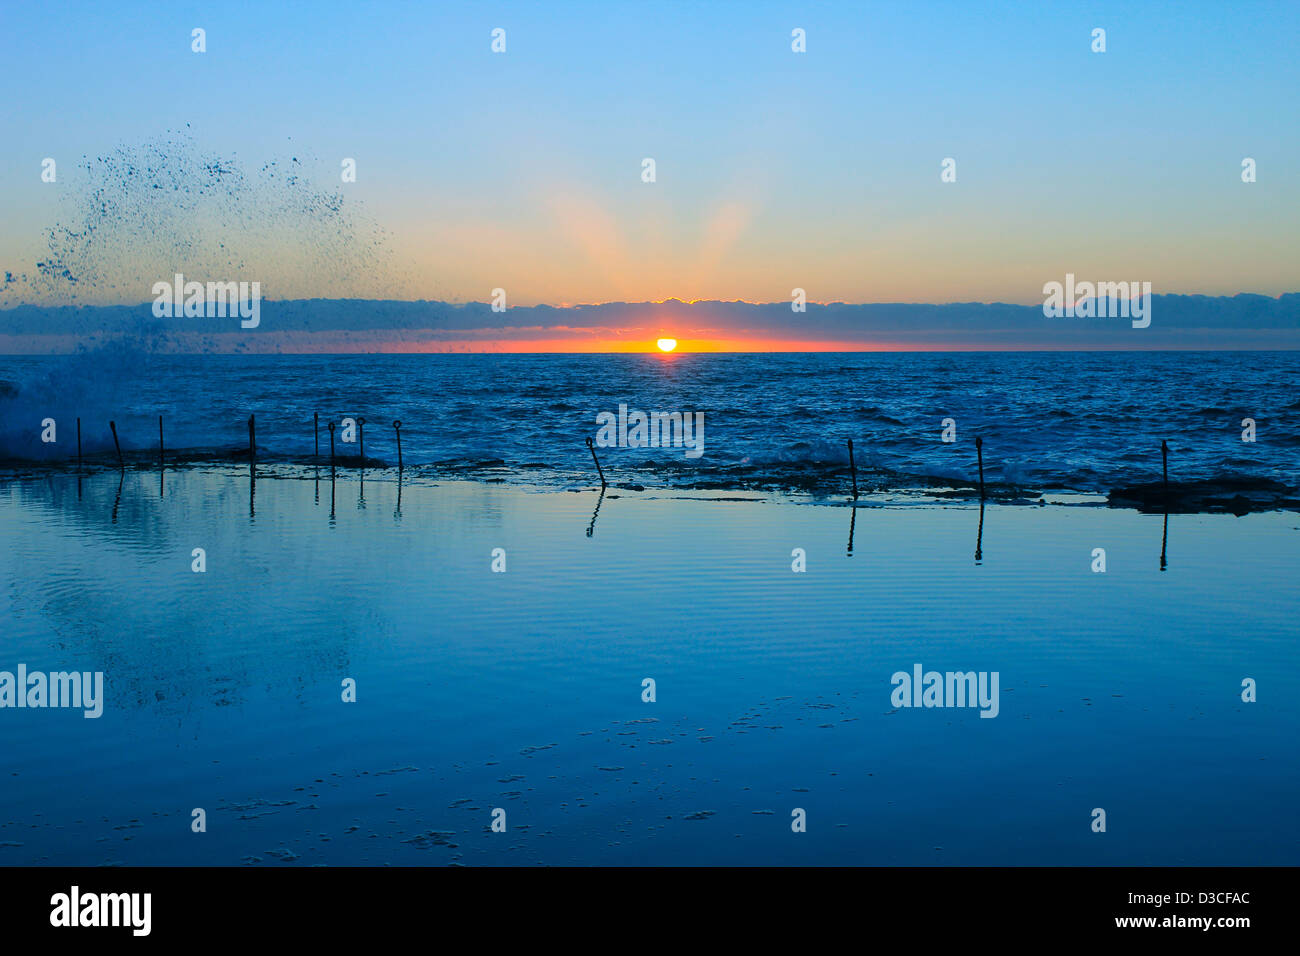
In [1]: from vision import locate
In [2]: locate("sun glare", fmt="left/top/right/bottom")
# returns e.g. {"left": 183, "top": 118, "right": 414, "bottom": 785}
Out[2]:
{"left": 657, "top": 338, "right": 678, "bottom": 352}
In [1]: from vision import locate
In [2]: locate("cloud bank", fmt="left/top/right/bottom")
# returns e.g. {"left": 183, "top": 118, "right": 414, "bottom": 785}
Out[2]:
{"left": 1, "top": 294, "right": 1296, "bottom": 353}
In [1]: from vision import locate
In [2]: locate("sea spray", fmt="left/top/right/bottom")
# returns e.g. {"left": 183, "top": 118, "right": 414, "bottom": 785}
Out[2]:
{"left": 2, "top": 128, "right": 395, "bottom": 308}
{"left": 0, "top": 128, "right": 399, "bottom": 459}
{"left": 0, "top": 336, "right": 171, "bottom": 461}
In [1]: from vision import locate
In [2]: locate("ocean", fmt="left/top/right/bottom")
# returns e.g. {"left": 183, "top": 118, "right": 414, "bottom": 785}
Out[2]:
{"left": 2, "top": 350, "right": 1298, "bottom": 500}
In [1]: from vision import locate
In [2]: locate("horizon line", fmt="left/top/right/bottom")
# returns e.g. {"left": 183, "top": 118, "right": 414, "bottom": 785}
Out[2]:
{"left": 3, "top": 290, "right": 1299, "bottom": 312}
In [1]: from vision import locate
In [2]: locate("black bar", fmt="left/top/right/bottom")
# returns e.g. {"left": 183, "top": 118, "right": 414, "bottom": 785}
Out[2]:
{"left": 0, "top": 866, "right": 1273, "bottom": 943}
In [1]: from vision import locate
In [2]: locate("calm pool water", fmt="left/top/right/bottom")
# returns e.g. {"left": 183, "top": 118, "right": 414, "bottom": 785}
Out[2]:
{"left": 1, "top": 468, "right": 1296, "bottom": 865}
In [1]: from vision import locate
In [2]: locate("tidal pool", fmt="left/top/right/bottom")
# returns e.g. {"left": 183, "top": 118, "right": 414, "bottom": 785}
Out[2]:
{"left": 0, "top": 468, "right": 1296, "bottom": 865}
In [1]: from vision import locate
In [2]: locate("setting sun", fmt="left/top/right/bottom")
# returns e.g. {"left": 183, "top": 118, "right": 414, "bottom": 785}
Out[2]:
{"left": 657, "top": 338, "right": 677, "bottom": 352}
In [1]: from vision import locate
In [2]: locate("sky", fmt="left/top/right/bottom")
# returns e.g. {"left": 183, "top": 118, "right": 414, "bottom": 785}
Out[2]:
{"left": 0, "top": 1, "right": 1297, "bottom": 349}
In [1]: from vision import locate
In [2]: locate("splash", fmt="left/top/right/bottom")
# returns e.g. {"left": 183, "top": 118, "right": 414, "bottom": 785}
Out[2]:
{"left": 0, "top": 334, "right": 173, "bottom": 460}
{"left": 0, "top": 129, "right": 408, "bottom": 458}
{"left": 5, "top": 127, "right": 394, "bottom": 306}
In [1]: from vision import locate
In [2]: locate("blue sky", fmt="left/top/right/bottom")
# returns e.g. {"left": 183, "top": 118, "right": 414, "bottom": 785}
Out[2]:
{"left": 1, "top": 0, "right": 1297, "bottom": 309}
